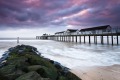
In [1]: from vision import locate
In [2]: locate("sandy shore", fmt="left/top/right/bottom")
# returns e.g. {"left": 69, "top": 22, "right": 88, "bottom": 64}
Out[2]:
{"left": 71, "top": 65, "right": 120, "bottom": 80}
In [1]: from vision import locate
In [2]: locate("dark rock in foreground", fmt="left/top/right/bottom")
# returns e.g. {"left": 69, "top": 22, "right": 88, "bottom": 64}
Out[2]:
{"left": 0, "top": 45, "right": 82, "bottom": 80}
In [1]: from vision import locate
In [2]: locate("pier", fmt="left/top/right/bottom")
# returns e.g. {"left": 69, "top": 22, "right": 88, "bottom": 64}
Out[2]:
{"left": 36, "top": 25, "right": 120, "bottom": 45}
{"left": 53, "top": 33, "right": 120, "bottom": 45}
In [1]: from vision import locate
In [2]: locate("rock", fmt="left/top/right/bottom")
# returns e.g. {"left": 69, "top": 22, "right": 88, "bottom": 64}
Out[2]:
{"left": 0, "top": 60, "right": 7, "bottom": 67}
{"left": 0, "top": 65, "right": 25, "bottom": 80}
{"left": 27, "top": 65, "right": 42, "bottom": 71}
{"left": 0, "top": 51, "right": 9, "bottom": 64}
{"left": 8, "top": 45, "right": 39, "bottom": 56}
{"left": 6, "top": 56, "right": 29, "bottom": 72}
{"left": 58, "top": 76, "right": 67, "bottom": 80}
{"left": 2, "top": 52, "right": 9, "bottom": 57}
{"left": 0, "top": 45, "right": 81, "bottom": 80}
{"left": 0, "top": 71, "right": 8, "bottom": 80}
{"left": 41, "top": 78, "right": 50, "bottom": 80}
{"left": 15, "top": 71, "right": 50, "bottom": 80}
{"left": 26, "top": 55, "right": 58, "bottom": 80}
{"left": 37, "top": 66, "right": 57, "bottom": 80}
{"left": 15, "top": 71, "right": 41, "bottom": 80}
{"left": 43, "top": 58, "right": 53, "bottom": 64}
{"left": 49, "top": 60, "right": 54, "bottom": 64}
{"left": 5, "top": 70, "right": 25, "bottom": 80}
{"left": 54, "top": 62, "right": 62, "bottom": 71}
{"left": 66, "top": 72, "right": 82, "bottom": 80}
{"left": 1, "top": 60, "right": 7, "bottom": 64}
{"left": 0, "top": 65, "right": 16, "bottom": 75}
{"left": 18, "top": 50, "right": 24, "bottom": 53}
{"left": 53, "top": 61, "right": 69, "bottom": 77}
{"left": 8, "top": 47, "right": 14, "bottom": 52}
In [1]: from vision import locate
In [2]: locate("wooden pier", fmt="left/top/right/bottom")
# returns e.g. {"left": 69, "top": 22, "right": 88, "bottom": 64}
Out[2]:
{"left": 37, "top": 32, "right": 120, "bottom": 45}
{"left": 36, "top": 25, "right": 120, "bottom": 45}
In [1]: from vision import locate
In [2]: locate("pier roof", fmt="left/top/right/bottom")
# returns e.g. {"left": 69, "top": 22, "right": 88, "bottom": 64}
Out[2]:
{"left": 55, "top": 31, "right": 65, "bottom": 34}
{"left": 43, "top": 33, "right": 48, "bottom": 35}
{"left": 67, "top": 29, "right": 78, "bottom": 32}
{"left": 80, "top": 25, "right": 111, "bottom": 31}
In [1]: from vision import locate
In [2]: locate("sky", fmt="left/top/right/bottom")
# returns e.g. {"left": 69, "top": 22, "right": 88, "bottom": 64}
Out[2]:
{"left": 0, "top": 0, "right": 120, "bottom": 37}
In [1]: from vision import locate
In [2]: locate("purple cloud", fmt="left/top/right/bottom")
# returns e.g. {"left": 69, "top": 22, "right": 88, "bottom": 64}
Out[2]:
{"left": 0, "top": 0, "right": 120, "bottom": 30}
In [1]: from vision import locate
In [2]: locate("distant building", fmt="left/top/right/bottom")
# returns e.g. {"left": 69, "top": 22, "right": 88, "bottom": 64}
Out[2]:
{"left": 41, "top": 33, "right": 48, "bottom": 39}
{"left": 80, "top": 25, "right": 111, "bottom": 34}
{"left": 65, "top": 29, "right": 79, "bottom": 35}
{"left": 43, "top": 33, "right": 48, "bottom": 36}
{"left": 111, "top": 27, "right": 120, "bottom": 33}
{"left": 55, "top": 29, "right": 79, "bottom": 35}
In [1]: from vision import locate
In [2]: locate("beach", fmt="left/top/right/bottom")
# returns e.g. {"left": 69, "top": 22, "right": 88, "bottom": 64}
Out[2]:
{"left": 71, "top": 65, "right": 120, "bottom": 80}
{"left": 0, "top": 40, "right": 120, "bottom": 80}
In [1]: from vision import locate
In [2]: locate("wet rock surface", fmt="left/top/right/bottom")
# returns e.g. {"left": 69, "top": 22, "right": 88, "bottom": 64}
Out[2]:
{"left": 0, "top": 45, "right": 81, "bottom": 80}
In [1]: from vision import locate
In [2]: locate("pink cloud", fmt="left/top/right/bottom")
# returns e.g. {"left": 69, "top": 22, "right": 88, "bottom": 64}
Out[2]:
{"left": 0, "top": 0, "right": 120, "bottom": 29}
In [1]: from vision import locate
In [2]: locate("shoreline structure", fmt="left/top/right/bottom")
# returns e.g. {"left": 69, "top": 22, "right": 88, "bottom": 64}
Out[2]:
{"left": 0, "top": 45, "right": 81, "bottom": 80}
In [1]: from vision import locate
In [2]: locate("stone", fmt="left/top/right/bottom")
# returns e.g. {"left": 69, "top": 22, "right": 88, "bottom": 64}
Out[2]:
{"left": 0, "top": 65, "right": 25, "bottom": 80}
{"left": 27, "top": 65, "right": 42, "bottom": 71}
{"left": 66, "top": 72, "right": 82, "bottom": 80}
{"left": 37, "top": 66, "right": 57, "bottom": 80}
{"left": 58, "top": 76, "right": 67, "bottom": 80}
{"left": 15, "top": 71, "right": 41, "bottom": 80}
{"left": 0, "top": 45, "right": 81, "bottom": 80}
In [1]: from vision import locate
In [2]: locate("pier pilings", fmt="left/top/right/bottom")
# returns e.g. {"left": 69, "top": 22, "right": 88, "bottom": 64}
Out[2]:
{"left": 38, "top": 32, "right": 120, "bottom": 45}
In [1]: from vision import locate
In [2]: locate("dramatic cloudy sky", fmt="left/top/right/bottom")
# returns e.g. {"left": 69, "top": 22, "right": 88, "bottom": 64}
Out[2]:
{"left": 0, "top": 0, "right": 120, "bottom": 37}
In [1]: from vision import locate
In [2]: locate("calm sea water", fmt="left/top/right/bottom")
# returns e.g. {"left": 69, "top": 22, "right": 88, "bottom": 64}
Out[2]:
{"left": 0, "top": 39, "right": 120, "bottom": 69}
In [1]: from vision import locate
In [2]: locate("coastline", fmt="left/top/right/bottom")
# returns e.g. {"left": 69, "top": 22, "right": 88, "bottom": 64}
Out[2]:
{"left": 71, "top": 64, "right": 120, "bottom": 80}
{"left": 0, "top": 40, "right": 120, "bottom": 80}
{"left": 0, "top": 45, "right": 81, "bottom": 80}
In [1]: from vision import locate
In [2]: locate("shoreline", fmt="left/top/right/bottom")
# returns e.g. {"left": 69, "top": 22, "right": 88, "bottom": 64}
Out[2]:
{"left": 0, "top": 43, "right": 120, "bottom": 80}
{"left": 71, "top": 64, "right": 120, "bottom": 80}
{"left": 0, "top": 45, "right": 81, "bottom": 80}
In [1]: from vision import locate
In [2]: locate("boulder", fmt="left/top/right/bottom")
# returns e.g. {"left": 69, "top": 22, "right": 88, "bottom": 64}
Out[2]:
{"left": 37, "top": 66, "right": 57, "bottom": 80}
{"left": 24, "top": 54, "right": 58, "bottom": 80}
{"left": 0, "top": 65, "right": 16, "bottom": 75}
{"left": 58, "top": 76, "right": 67, "bottom": 80}
{"left": 27, "top": 65, "right": 42, "bottom": 71}
{"left": 0, "top": 65, "right": 25, "bottom": 80}
{"left": 66, "top": 72, "right": 82, "bottom": 80}
{"left": 9, "top": 45, "right": 38, "bottom": 56}
{"left": 15, "top": 71, "right": 50, "bottom": 80}
{"left": 15, "top": 71, "right": 41, "bottom": 80}
{"left": 6, "top": 56, "right": 29, "bottom": 72}
{"left": 5, "top": 70, "right": 25, "bottom": 80}
{"left": 0, "top": 71, "right": 8, "bottom": 80}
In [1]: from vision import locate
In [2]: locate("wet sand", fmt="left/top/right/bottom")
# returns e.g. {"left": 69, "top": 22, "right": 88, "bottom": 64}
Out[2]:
{"left": 71, "top": 65, "right": 120, "bottom": 80}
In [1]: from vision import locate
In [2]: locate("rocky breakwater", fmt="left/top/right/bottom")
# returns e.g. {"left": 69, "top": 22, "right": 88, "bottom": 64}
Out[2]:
{"left": 0, "top": 45, "right": 82, "bottom": 80}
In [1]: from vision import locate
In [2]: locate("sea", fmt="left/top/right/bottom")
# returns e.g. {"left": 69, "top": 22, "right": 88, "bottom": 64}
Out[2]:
{"left": 0, "top": 37, "right": 120, "bottom": 69}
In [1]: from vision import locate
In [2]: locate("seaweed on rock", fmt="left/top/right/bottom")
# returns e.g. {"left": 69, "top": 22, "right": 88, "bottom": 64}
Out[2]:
{"left": 0, "top": 45, "right": 82, "bottom": 80}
